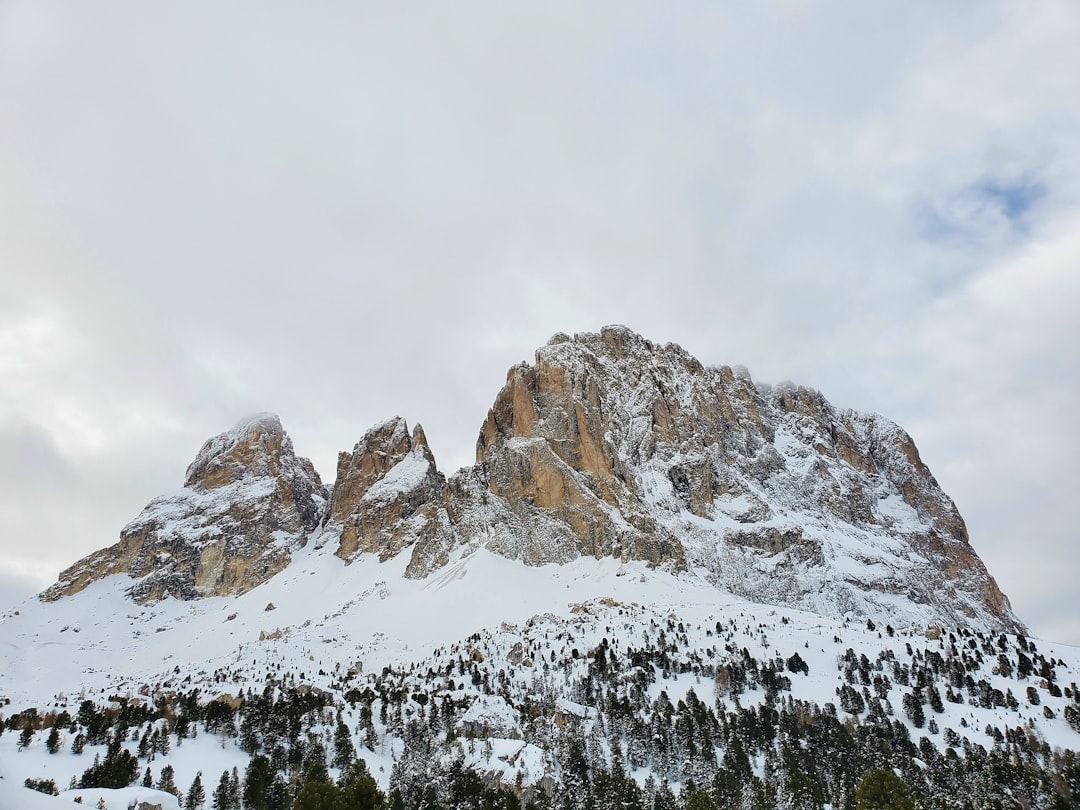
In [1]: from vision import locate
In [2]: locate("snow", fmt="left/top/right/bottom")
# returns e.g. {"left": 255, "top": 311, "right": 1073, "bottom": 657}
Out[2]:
{"left": 58, "top": 787, "right": 182, "bottom": 810}
{"left": 361, "top": 449, "right": 433, "bottom": 506}
{"left": 1, "top": 543, "right": 1078, "bottom": 794}
{"left": 554, "top": 699, "right": 594, "bottom": 720}
{"left": 0, "top": 546, "right": 684, "bottom": 708}
{"left": 0, "top": 749, "right": 180, "bottom": 810}
{"left": 458, "top": 695, "right": 522, "bottom": 737}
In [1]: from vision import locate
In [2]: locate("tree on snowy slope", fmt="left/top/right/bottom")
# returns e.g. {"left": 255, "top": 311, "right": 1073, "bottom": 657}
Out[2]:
{"left": 185, "top": 771, "right": 206, "bottom": 810}
{"left": 854, "top": 769, "right": 914, "bottom": 810}
{"left": 212, "top": 770, "right": 239, "bottom": 810}
{"left": 243, "top": 754, "right": 274, "bottom": 810}
{"left": 291, "top": 758, "right": 386, "bottom": 810}
{"left": 77, "top": 736, "right": 139, "bottom": 789}
{"left": 158, "top": 764, "right": 181, "bottom": 798}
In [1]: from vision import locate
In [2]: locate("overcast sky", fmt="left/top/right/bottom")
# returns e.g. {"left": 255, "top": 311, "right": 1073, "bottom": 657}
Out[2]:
{"left": 1, "top": 2, "right": 1078, "bottom": 643}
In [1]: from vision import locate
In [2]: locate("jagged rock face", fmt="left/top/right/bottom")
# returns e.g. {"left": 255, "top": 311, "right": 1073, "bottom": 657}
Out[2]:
{"left": 468, "top": 325, "right": 1022, "bottom": 632}
{"left": 38, "top": 327, "right": 1023, "bottom": 634}
{"left": 41, "top": 414, "right": 326, "bottom": 604}
{"left": 325, "top": 417, "right": 446, "bottom": 562}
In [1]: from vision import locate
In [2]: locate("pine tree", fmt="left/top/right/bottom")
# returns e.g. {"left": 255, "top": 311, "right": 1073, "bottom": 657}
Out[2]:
{"left": 334, "top": 717, "right": 356, "bottom": 769}
{"left": 158, "top": 764, "right": 180, "bottom": 798}
{"left": 853, "top": 769, "right": 914, "bottom": 810}
{"left": 1065, "top": 704, "right": 1080, "bottom": 734}
{"left": 143, "top": 767, "right": 153, "bottom": 788}
{"left": 18, "top": 724, "right": 34, "bottom": 749}
{"left": 185, "top": 771, "right": 206, "bottom": 810}
{"left": 212, "top": 770, "right": 231, "bottom": 810}
{"left": 926, "top": 684, "right": 944, "bottom": 714}
{"left": 901, "top": 692, "right": 925, "bottom": 728}
{"left": 46, "top": 725, "right": 61, "bottom": 753}
{"left": 685, "top": 789, "right": 717, "bottom": 810}
{"left": 138, "top": 725, "right": 152, "bottom": 758}
{"left": 25, "top": 776, "right": 60, "bottom": 796}
{"left": 340, "top": 759, "right": 385, "bottom": 810}
{"left": 239, "top": 711, "right": 261, "bottom": 754}
{"left": 293, "top": 781, "right": 348, "bottom": 810}
{"left": 243, "top": 754, "right": 274, "bottom": 810}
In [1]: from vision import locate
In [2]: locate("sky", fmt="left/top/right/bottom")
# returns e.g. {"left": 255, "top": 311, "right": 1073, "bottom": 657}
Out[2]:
{"left": 1, "top": 2, "right": 1078, "bottom": 643}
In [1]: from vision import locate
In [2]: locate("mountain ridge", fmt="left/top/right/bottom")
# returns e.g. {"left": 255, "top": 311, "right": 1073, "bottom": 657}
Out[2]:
{"left": 35, "top": 325, "right": 1021, "bottom": 635}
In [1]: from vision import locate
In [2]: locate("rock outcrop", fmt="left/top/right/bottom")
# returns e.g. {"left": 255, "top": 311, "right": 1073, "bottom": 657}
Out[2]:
{"left": 324, "top": 417, "right": 446, "bottom": 562}
{"left": 41, "top": 414, "right": 326, "bottom": 603}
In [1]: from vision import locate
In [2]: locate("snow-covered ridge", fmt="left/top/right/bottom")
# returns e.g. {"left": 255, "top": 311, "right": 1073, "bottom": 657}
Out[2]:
{"left": 33, "top": 326, "right": 1020, "bottom": 636}
{"left": 39, "top": 413, "right": 326, "bottom": 604}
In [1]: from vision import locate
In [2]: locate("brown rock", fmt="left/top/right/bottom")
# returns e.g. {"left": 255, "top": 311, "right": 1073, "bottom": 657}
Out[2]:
{"left": 326, "top": 417, "right": 446, "bottom": 562}
{"left": 41, "top": 414, "right": 325, "bottom": 603}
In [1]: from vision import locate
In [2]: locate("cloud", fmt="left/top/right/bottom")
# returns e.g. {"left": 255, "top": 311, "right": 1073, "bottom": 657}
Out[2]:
{"left": 918, "top": 177, "right": 1048, "bottom": 247}
{"left": 0, "top": 566, "right": 40, "bottom": 614}
{"left": 0, "top": 1, "right": 1078, "bottom": 640}
{"left": 900, "top": 209, "right": 1080, "bottom": 642}
{"left": 0, "top": 418, "right": 80, "bottom": 491}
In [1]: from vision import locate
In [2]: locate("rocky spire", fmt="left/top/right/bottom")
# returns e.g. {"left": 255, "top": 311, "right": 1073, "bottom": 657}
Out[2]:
{"left": 325, "top": 416, "right": 446, "bottom": 561}
{"left": 442, "top": 325, "right": 1024, "bottom": 632}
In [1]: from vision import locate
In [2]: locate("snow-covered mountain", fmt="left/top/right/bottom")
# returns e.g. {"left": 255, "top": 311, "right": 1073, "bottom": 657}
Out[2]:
{"left": 41, "top": 413, "right": 326, "bottom": 605}
{"left": 33, "top": 325, "right": 1020, "bottom": 633}
{"left": 4, "top": 326, "right": 1073, "bottom": 810}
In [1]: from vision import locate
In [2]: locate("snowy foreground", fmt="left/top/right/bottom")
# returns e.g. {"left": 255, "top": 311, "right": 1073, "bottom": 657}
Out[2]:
{"left": 0, "top": 779, "right": 180, "bottom": 810}
{"left": 1, "top": 545, "right": 1079, "bottom": 807}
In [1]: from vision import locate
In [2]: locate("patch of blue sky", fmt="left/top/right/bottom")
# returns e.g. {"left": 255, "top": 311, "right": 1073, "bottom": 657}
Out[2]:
{"left": 917, "top": 176, "right": 1046, "bottom": 245}
{"left": 975, "top": 178, "right": 1046, "bottom": 222}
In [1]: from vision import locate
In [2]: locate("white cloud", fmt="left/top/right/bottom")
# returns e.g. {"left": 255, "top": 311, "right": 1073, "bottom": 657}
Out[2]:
{"left": 0, "top": 1, "right": 1078, "bottom": 640}
{"left": 899, "top": 209, "right": 1080, "bottom": 641}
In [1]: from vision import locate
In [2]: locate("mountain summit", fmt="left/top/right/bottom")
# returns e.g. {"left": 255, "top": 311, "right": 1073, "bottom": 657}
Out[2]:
{"left": 42, "top": 413, "right": 326, "bottom": 603}
{"left": 39, "top": 326, "right": 1021, "bottom": 633}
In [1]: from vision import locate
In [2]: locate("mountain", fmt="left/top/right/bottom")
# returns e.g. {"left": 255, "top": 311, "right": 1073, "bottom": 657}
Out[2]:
{"left": 41, "top": 413, "right": 326, "bottom": 604}
{"left": 34, "top": 325, "right": 1020, "bottom": 633}
{"left": 2, "top": 326, "right": 1076, "bottom": 810}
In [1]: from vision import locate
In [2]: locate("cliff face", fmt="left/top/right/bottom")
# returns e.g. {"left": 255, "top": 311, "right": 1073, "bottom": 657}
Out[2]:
{"left": 459, "top": 326, "right": 1020, "bottom": 631}
{"left": 324, "top": 416, "right": 446, "bottom": 563}
{"left": 41, "top": 414, "right": 326, "bottom": 604}
{"left": 39, "top": 327, "right": 1023, "bottom": 633}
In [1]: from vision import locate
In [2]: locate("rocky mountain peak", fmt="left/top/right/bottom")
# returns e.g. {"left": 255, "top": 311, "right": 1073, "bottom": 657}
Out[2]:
{"left": 325, "top": 416, "right": 446, "bottom": 562}
{"left": 466, "top": 325, "right": 1021, "bottom": 632}
{"left": 41, "top": 413, "right": 326, "bottom": 604}
{"left": 38, "top": 328, "right": 1023, "bottom": 634}
{"left": 183, "top": 412, "right": 290, "bottom": 490}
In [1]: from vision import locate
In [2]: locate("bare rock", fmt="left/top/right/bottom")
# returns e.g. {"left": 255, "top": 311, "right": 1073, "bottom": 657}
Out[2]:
{"left": 449, "top": 325, "right": 1022, "bottom": 633}
{"left": 326, "top": 417, "right": 446, "bottom": 562}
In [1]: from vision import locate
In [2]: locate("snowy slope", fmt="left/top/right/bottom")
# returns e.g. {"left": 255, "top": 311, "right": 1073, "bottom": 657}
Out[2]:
{"left": 1, "top": 541, "right": 1078, "bottom": 801}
